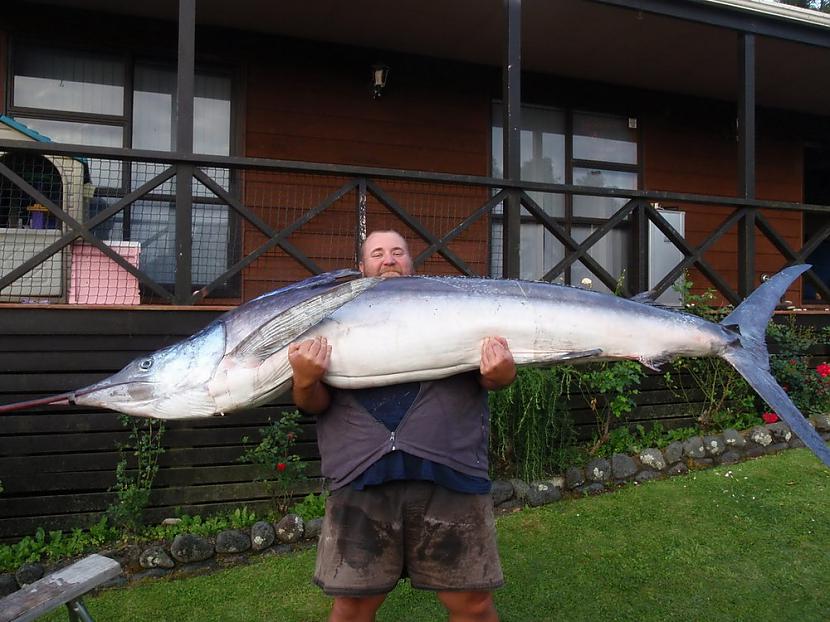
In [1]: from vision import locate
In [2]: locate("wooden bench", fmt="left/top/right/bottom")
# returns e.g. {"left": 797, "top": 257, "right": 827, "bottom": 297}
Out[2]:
{"left": 0, "top": 554, "right": 121, "bottom": 622}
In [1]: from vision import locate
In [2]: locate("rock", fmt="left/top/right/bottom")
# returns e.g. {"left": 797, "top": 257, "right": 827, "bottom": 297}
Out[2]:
{"left": 690, "top": 457, "right": 714, "bottom": 468}
{"left": 810, "top": 413, "right": 830, "bottom": 433}
{"left": 216, "top": 529, "right": 251, "bottom": 554}
{"left": 683, "top": 436, "right": 706, "bottom": 459}
{"left": 586, "top": 458, "right": 611, "bottom": 483}
{"left": 789, "top": 437, "right": 805, "bottom": 449}
{"left": 719, "top": 450, "right": 743, "bottom": 465}
{"left": 565, "top": 466, "right": 586, "bottom": 489}
{"left": 170, "top": 534, "right": 214, "bottom": 563}
{"left": 768, "top": 422, "right": 793, "bottom": 443}
{"left": 161, "top": 517, "right": 182, "bottom": 526}
{"left": 766, "top": 442, "right": 789, "bottom": 454}
{"left": 703, "top": 435, "right": 724, "bottom": 456}
{"left": 275, "top": 514, "right": 304, "bottom": 544}
{"left": 15, "top": 563, "right": 44, "bottom": 587}
{"left": 634, "top": 470, "right": 662, "bottom": 484}
{"left": 526, "top": 481, "right": 562, "bottom": 507}
{"left": 611, "top": 453, "right": 638, "bottom": 481}
{"left": 749, "top": 426, "right": 773, "bottom": 447}
{"left": 667, "top": 462, "right": 689, "bottom": 477}
{"left": 639, "top": 448, "right": 666, "bottom": 471}
{"left": 575, "top": 482, "right": 605, "bottom": 495}
{"left": 304, "top": 517, "right": 324, "bottom": 540}
{"left": 490, "top": 480, "right": 514, "bottom": 506}
{"left": 0, "top": 573, "right": 18, "bottom": 597}
{"left": 746, "top": 445, "right": 767, "bottom": 458}
{"left": 509, "top": 478, "right": 530, "bottom": 502}
{"left": 261, "top": 544, "right": 293, "bottom": 557}
{"left": 664, "top": 441, "right": 684, "bottom": 464}
{"left": 139, "top": 545, "right": 175, "bottom": 569}
{"left": 251, "top": 521, "right": 276, "bottom": 551}
{"left": 722, "top": 429, "right": 746, "bottom": 448}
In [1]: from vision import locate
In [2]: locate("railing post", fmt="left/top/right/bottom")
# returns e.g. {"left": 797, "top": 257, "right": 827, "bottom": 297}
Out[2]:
{"left": 502, "top": 0, "right": 522, "bottom": 279}
{"left": 633, "top": 201, "right": 649, "bottom": 294}
{"left": 174, "top": 0, "right": 195, "bottom": 304}
{"left": 737, "top": 32, "right": 756, "bottom": 298}
{"left": 356, "top": 178, "right": 368, "bottom": 265}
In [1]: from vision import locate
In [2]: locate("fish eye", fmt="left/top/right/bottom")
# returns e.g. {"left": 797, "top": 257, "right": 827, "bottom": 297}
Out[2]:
{"left": 138, "top": 358, "right": 153, "bottom": 371}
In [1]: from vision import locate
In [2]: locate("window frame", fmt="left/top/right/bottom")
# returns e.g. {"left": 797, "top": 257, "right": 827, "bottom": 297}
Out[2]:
{"left": 5, "top": 37, "right": 241, "bottom": 298}
{"left": 490, "top": 102, "right": 643, "bottom": 285}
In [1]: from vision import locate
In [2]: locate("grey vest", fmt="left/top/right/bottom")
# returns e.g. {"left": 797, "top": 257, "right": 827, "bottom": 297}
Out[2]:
{"left": 316, "top": 372, "right": 491, "bottom": 490}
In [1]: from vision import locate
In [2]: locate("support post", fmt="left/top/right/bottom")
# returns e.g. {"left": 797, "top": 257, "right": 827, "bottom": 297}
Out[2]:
{"left": 737, "top": 32, "right": 756, "bottom": 298}
{"left": 175, "top": 0, "right": 195, "bottom": 303}
{"left": 502, "top": 0, "right": 522, "bottom": 279}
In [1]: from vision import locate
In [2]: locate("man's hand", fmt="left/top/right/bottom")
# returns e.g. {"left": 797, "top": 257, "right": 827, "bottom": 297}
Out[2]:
{"left": 479, "top": 336, "right": 517, "bottom": 391}
{"left": 288, "top": 337, "right": 332, "bottom": 414}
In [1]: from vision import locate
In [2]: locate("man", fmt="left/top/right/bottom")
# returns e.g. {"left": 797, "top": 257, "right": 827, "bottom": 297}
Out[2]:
{"left": 289, "top": 230, "right": 516, "bottom": 622}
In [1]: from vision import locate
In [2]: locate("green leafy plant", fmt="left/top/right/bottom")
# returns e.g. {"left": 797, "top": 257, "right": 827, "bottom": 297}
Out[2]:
{"left": 0, "top": 517, "right": 118, "bottom": 573}
{"left": 581, "top": 361, "right": 644, "bottom": 454}
{"left": 768, "top": 317, "right": 830, "bottom": 416}
{"left": 240, "top": 410, "right": 307, "bottom": 515}
{"left": 666, "top": 280, "right": 755, "bottom": 430}
{"left": 489, "top": 366, "right": 582, "bottom": 481}
{"left": 290, "top": 491, "right": 329, "bottom": 521}
{"left": 107, "top": 415, "right": 166, "bottom": 532}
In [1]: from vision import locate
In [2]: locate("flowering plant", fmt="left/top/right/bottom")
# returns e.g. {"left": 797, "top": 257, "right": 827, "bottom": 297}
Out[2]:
{"left": 768, "top": 320, "right": 830, "bottom": 417}
{"left": 761, "top": 412, "right": 779, "bottom": 424}
{"left": 240, "top": 410, "right": 307, "bottom": 514}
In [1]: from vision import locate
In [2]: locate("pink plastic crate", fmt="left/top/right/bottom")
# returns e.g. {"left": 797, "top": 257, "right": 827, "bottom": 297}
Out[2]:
{"left": 68, "top": 242, "right": 141, "bottom": 305}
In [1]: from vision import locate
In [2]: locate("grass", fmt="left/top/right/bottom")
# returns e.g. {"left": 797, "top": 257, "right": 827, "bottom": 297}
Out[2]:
{"left": 43, "top": 450, "right": 830, "bottom": 622}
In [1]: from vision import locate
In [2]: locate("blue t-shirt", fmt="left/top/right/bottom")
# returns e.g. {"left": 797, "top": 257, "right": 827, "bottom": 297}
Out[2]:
{"left": 349, "top": 382, "right": 490, "bottom": 494}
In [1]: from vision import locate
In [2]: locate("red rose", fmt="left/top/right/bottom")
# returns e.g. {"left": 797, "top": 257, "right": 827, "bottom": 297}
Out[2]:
{"left": 276, "top": 462, "right": 287, "bottom": 472}
{"left": 817, "top": 363, "right": 830, "bottom": 378}
{"left": 762, "top": 412, "right": 779, "bottom": 424}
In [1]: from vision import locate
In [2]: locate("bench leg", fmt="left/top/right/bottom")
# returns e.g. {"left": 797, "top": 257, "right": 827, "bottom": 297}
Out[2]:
{"left": 66, "top": 597, "right": 96, "bottom": 622}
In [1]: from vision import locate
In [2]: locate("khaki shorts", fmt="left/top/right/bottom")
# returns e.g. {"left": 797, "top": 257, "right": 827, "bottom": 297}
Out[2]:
{"left": 313, "top": 481, "right": 504, "bottom": 596}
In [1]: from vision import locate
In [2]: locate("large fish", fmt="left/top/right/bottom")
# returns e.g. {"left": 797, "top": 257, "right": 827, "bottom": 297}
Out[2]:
{"left": 2, "top": 264, "right": 828, "bottom": 467}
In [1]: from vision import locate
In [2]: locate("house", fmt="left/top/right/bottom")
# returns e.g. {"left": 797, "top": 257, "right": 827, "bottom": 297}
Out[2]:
{"left": 0, "top": 0, "right": 829, "bottom": 539}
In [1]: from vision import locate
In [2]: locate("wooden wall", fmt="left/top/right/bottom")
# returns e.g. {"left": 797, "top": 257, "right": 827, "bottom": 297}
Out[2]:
{"left": 642, "top": 99, "right": 804, "bottom": 303}
{"left": 0, "top": 307, "right": 320, "bottom": 541}
{"left": 239, "top": 46, "right": 493, "bottom": 297}
{"left": 0, "top": 305, "right": 722, "bottom": 542}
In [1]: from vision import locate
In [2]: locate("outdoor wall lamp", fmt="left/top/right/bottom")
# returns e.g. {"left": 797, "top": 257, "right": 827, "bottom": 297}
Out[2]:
{"left": 372, "top": 63, "right": 389, "bottom": 99}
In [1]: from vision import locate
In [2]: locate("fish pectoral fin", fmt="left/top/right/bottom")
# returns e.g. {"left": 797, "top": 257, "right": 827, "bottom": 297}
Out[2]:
{"left": 558, "top": 348, "right": 603, "bottom": 362}
{"left": 638, "top": 356, "right": 669, "bottom": 372}
{"left": 232, "top": 278, "right": 379, "bottom": 360}
{"left": 527, "top": 348, "right": 603, "bottom": 365}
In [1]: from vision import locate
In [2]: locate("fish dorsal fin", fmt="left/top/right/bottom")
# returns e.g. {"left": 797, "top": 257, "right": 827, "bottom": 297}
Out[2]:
{"left": 631, "top": 290, "right": 662, "bottom": 305}
{"left": 232, "top": 277, "right": 380, "bottom": 360}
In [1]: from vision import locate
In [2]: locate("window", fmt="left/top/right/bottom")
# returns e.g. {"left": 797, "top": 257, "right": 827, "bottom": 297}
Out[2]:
{"left": 8, "top": 44, "right": 236, "bottom": 293}
{"left": 491, "top": 104, "right": 639, "bottom": 292}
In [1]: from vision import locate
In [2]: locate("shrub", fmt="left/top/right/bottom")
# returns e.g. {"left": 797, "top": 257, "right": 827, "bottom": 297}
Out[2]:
{"left": 240, "top": 410, "right": 307, "bottom": 515}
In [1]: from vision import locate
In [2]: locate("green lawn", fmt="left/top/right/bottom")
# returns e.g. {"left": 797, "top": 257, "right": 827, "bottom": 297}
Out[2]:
{"left": 45, "top": 450, "right": 830, "bottom": 621}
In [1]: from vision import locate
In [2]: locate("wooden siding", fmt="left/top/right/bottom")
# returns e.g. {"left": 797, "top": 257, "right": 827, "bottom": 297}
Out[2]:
{"left": 0, "top": 307, "right": 319, "bottom": 541}
{"left": 240, "top": 52, "right": 493, "bottom": 290}
{"left": 642, "top": 103, "right": 803, "bottom": 303}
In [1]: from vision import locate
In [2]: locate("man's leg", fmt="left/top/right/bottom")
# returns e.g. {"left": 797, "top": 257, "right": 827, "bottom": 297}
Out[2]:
{"left": 329, "top": 594, "right": 387, "bottom": 622}
{"left": 437, "top": 591, "right": 498, "bottom": 622}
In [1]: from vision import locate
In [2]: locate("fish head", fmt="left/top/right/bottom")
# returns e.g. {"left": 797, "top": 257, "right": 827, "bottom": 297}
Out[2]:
{"left": 73, "top": 322, "right": 227, "bottom": 419}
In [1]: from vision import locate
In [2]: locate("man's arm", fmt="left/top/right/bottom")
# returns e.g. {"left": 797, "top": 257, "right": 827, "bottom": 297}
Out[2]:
{"left": 479, "top": 336, "right": 517, "bottom": 391}
{"left": 288, "top": 336, "right": 332, "bottom": 415}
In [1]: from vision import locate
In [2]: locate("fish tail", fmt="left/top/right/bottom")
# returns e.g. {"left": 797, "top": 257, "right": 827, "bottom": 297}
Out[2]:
{"left": 719, "top": 264, "right": 830, "bottom": 467}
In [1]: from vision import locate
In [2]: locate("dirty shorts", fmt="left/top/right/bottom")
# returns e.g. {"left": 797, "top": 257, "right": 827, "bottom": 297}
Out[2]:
{"left": 313, "top": 480, "right": 504, "bottom": 596}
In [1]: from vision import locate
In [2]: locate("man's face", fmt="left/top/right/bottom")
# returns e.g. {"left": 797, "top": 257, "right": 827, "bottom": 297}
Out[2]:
{"left": 359, "top": 231, "right": 414, "bottom": 278}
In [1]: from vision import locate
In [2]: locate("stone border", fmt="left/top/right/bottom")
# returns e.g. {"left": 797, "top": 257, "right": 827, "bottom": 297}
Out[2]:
{"left": 2, "top": 415, "right": 828, "bottom": 595}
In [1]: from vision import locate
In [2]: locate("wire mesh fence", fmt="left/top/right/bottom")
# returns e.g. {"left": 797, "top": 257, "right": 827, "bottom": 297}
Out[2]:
{"left": 0, "top": 150, "right": 498, "bottom": 305}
